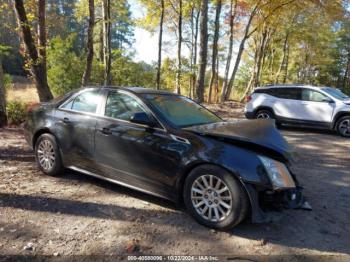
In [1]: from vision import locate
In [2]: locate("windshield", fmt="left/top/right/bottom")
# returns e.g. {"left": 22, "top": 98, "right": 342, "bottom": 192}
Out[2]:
{"left": 322, "top": 88, "right": 349, "bottom": 100}
{"left": 143, "top": 94, "right": 221, "bottom": 127}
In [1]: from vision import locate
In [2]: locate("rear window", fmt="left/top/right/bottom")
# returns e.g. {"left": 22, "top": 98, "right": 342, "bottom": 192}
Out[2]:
{"left": 61, "top": 90, "right": 101, "bottom": 114}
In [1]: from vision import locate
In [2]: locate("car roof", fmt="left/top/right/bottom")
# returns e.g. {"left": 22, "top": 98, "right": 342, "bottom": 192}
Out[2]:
{"left": 254, "top": 84, "right": 326, "bottom": 91}
{"left": 84, "top": 86, "right": 176, "bottom": 95}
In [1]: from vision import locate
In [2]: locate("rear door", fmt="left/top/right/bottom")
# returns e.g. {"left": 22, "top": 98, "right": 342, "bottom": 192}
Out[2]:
{"left": 299, "top": 89, "right": 335, "bottom": 123}
{"left": 54, "top": 89, "right": 103, "bottom": 170}
{"left": 269, "top": 88, "right": 302, "bottom": 119}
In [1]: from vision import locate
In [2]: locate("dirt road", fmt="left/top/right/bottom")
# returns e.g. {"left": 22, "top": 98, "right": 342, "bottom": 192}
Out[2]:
{"left": 0, "top": 102, "right": 349, "bottom": 260}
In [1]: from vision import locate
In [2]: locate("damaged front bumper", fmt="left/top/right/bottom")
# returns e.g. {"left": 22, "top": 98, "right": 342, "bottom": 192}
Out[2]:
{"left": 245, "top": 183, "right": 312, "bottom": 224}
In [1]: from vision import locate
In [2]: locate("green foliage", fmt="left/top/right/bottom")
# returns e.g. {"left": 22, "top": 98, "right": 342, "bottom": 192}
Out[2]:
{"left": 3, "top": 74, "right": 12, "bottom": 90}
{"left": 47, "top": 34, "right": 84, "bottom": 96}
{"left": 161, "top": 57, "right": 193, "bottom": 94}
{"left": 6, "top": 101, "right": 26, "bottom": 125}
{"left": 111, "top": 50, "right": 156, "bottom": 87}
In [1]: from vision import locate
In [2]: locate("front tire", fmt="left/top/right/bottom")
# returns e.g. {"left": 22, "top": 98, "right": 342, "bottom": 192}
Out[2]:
{"left": 35, "top": 133, "right": 64, "bottom": 176}
{"left": 183, "top": 165, "right": 249, "bottom": 230}
{"left": 336, "top": 116, "right": 350, "bottom": 137}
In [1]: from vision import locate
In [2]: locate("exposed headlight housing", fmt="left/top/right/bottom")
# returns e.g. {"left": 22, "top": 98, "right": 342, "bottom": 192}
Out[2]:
{"left": 258, "top": 155, "right": 296, "bottom": 190}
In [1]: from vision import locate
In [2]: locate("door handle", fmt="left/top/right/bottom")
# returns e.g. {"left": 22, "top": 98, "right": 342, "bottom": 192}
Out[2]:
{"left": 99, "top": 127, "right": 112, "bottom": 135}
{"left": 61, "top": 117, "right": 71, "bottom": 124}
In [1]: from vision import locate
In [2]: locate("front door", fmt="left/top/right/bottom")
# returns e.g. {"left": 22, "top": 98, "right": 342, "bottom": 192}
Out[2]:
{"left": 94, "top": 90, "right": 186, "bottom": 198}
{"left": 299, "top": 89, "right": 335, "bottom": 123}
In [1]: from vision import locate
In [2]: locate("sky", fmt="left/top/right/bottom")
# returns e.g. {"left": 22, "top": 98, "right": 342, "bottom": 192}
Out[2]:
{"left": 130, "top": 0, "right": 160, "bottom": 63}
{"left": 129, "top": 0, "right": 239, "bottom": 76}
{"left": 130, "top": 0, "right": 191, "bottom": 63}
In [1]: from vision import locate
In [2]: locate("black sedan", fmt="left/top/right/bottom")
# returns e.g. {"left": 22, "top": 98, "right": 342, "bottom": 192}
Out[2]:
{"left": 24, "top": 87, "right": 309, "bottom": 229}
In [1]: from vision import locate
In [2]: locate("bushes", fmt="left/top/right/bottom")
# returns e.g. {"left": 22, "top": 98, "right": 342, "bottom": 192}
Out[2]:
{"left": 6, "top": 101, "right": 27, "bottom": 125}
{"left": 47, "top": 34, "right": 84, "bottom": 96}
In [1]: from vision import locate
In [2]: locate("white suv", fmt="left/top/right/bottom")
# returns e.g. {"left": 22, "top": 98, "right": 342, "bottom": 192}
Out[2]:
{"left": 245, "top": 85, "right": 350, "bottom": 137}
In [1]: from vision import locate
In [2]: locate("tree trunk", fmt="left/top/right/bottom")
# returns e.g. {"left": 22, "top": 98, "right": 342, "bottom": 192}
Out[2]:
{"left": 190, "top": 9, "right": 200, "bottom": 99}
{"left": 220, "top": 0, "right": 237, "bottom": 102}
{"left": 195, "top": 0, "right": 209, "bottom": 103}
{"left": 283, "top": 45, "right": 290, "bottom": 83}
{"left": 13, "top": 0, "right": 53, "bottom": 102}
{"left": 38, "top": 0, "right": 47, "bottom": 81}
{"left": 156, "top": 0, "right": 164, "bottom": 90}
{"left": 175, "top": 0, "right": 182, "bottom": 95}
{"left": 82, "top": 0, "right": 95, "bottom": 86}
{"left": 254, "top": 27, "right": 269, "bottom": 87}
{"left": 102, "top": 0, "right": 111, "bottom": 86}
{"left": 274, "top": 32, "right": 289, "bottom": 84}
{"left": 208, "top": 0, "right": 222, "bottom": 103}
{"left": 0, "top": 59, "right": 7, "bottom": 127}
{"left": 343, "top": 51, "right": 350, "bottom": 89}
{"left": 189, "top": 6, "right": 194, "bottom": 97}
{"left": 223, "top": 5, "right": 256, "bottom": 101}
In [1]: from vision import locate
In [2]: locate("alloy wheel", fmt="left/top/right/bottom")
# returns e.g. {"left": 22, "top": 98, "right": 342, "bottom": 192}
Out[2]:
{"left": 37, "top": 139, "right": 55, "bottom": 171}
{"left": 339, "top": 119, "right": 350, "bottom": 137}
{"left": 191, "top": 175, "right": 233, "bottom": 222}
{"left": 257, "top": 112, "right": 271, "bottom": 119}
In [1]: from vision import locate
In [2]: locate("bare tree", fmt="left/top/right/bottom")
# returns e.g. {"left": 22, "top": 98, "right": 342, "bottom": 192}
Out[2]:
{"left": 222, "top": 0, "right": 296, "bottom": 101}
{"left": 208, "top": 0, "right": 222, "bottom": 103}
{"left": 0, "top": 59, "right": 6, "bottom": 127}
{"left": 82, "top": 0, "right": 95, "bottom": 86}
{"left": 189, "top": 7, "right": 200, "bottom": 98}
{"left": 156, "top": 0, "right": 165, "bottom": 90}
{"left": 175, "top": 0, "right": 183, "bottom": 95}
{"left": 222, "top": 2, "right": 259, "bottom": 101}
{"left": 102, "top": 0, "right": 111, "bottom": 85}
{"left": 195, "top": 0, "right": 209, "bottom": 103}
{"left": 13, "top": 0, "right": 53, "bottom": 102}
{"left": 220, "top": 0, "right": 237, "bottom": 102}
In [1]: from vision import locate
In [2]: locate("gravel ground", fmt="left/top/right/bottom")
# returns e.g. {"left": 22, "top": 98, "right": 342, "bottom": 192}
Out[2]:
{"left": 0, "top": 102, "right": 350, "bottom": 261}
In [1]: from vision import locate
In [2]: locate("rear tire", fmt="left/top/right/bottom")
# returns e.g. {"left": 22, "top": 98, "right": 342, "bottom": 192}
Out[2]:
{"left": 255, "top": 109, "right": 281, "bottom": 128}
{"left": 183, "top": 165, "right": 249, "bottom": 230}
{"left": 255, "top": 109, "right": 274, "bottom": 120}
{"left": 336, "top": 116, "right": 350, "bottom": 138}
{"left": 35, "top": 134, "right": 65, "bottom": 176}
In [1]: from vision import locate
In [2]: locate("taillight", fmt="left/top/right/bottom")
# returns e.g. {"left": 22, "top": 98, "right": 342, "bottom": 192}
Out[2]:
{"left": 246, "top": 95, "right": 252, "bottom": 103}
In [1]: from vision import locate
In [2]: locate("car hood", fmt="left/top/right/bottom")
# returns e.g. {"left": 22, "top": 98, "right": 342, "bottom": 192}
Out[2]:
{"left": 184, "top": 120, "right": 294, "bottom": 161}
{"left": 343, "top": 99, "right": 350, "bottom": 105}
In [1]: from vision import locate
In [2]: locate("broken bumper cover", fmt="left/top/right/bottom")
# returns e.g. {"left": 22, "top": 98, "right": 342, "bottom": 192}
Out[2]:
{"left": 245, "top": 184, "right": 312, "bottom": 224}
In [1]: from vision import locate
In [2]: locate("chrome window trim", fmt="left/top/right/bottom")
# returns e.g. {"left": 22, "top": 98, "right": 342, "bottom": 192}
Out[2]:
{"left": 57, "top": 88, "right": 168, "bottom": 133}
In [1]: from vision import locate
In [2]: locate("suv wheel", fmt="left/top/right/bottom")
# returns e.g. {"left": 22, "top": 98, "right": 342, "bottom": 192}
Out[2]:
{"left": 337, "top": 116, "right": 350, "bottom": 137}
{"left": 255, "top": 109, "right": 273, "bottom": 120}
{"left": 183, "top": 165, "right": 249, "bottom": 230}
{"left": 35, "top": 134, "right": 65, "bottom": 176}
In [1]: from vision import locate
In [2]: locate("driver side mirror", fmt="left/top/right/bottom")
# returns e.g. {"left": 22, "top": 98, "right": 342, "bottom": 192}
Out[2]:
{"left": 130, "top": 112, "right": 157, "bottom": 127}
{"left": 322, "top": 98, "right": 334, "bottom": 103}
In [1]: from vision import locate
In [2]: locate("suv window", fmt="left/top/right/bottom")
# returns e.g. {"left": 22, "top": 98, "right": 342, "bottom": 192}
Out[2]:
{"left": 62, "top": 90, "right": 100, "bottom": 113}
{"left": 302, "top": 89, "right": 328, "bottom": 102}
{"left": 105, "top": 91, "right": 147, "bottom": 121}
{"left": 272, "top": 88, "right": 301, "bottom": 100}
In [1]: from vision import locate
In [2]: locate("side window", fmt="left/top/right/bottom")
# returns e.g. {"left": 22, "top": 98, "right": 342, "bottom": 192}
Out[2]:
{"left": 61, "top": 100, "right": 73, "bottom": 110}
{"left": 70, "top": 90, "right": 100, "bottom": 113}
{"left": 302, "top": 89, "right": 328, "bottom": 102}
{"left": 105, "top": 91, "right": 147, "bottom": 121}
{"left": 273, "top": 88, "right": 301, "bottom": 100}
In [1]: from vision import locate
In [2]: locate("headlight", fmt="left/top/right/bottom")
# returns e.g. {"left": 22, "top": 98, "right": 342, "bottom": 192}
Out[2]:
{"left": 258, "top": 155, "right": 296, "bottom": 190}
